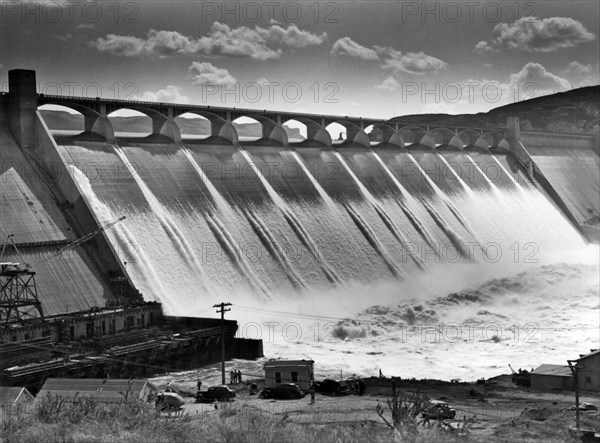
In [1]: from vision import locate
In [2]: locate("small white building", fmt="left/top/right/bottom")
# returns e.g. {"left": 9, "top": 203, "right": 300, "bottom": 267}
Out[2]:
{"left": 263, "top": 359, "right": 314, "bottom": 391}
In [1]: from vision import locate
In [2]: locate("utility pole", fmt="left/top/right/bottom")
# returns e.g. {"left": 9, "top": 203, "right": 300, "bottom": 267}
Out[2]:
{"left": 214, "top": 302, "right": 232, "bottom": 385}
{"left": 567, "top": 360, "right": 581, "bottom": 430}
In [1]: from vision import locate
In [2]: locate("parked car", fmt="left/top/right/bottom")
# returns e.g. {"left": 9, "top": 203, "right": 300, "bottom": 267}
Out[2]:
{"left": 421, "top": 400, "right": 456, "bottom": 420}
{"left": 568, "top": 402, "right": 599, "bottom": 411}
{"left": 195, "top": 385, "right": 236, "bottom": 403}
{"left": 260, "top": 383, "right": 304, "bottom": 400}
{"left": 313, "top": 379, "right": 350, "bottom": 396}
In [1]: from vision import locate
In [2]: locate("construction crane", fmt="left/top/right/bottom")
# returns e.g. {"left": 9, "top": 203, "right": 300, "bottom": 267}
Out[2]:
{"left": 0, "top": 216, "right": 126, "bottom": 327}
{"left": 37, "top": 216, "right": 126, "bottom": 265}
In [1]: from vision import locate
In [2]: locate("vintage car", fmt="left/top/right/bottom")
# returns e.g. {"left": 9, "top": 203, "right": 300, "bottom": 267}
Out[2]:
{"left": 260, "top": 383, "right": 304, "bottom": 399}
{"left": 313, "top": 379, "right": 350, "bottom": 396}
{"left": 195, "top": 385, "right": 236, "bottom": 403}
{"left": 421, "top": 400, "right": 457, "bottom": 420}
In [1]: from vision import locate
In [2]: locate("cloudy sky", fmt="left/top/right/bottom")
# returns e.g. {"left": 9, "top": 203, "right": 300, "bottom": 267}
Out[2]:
{"left": 1, "top": 0, "right": 599, "bottom": 118}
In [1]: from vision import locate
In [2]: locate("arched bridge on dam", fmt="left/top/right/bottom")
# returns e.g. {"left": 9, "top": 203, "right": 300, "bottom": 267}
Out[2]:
{"left": 33, "top": 94, "right": 509, "bottom": 151}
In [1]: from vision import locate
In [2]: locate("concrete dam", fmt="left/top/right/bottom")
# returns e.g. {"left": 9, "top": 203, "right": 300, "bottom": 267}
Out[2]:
{"left": 1, "top": 69, "right": 599, "bottom": 320}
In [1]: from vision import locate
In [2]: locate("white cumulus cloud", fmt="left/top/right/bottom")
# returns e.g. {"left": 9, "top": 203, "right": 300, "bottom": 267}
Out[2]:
{"left": 93, "top": 22, "right": 326, "bottom": 61}
{"left": 473, "top": 41, "right": 500, "bottom": 55}
{"left": 330, "top": 37, "right": 379, "bottom": 60}
{"left": 563, "top": 61, "right": 593, "bottom": 76}
{"left": 509, "top": 62, "right": 571, "bottom": 97}
{"left": 375, "top": 76, "right": 400, "bottom": 91}
{"left": 188, "top": 62, "right": 237, "bottom": 86}
{"left": 479, "top": 16, "right": 595, "bottom": 53}
{"left": 136, "top": 86, "right": 190, "bottom": 103}
{"left": 379, "top": 48, "right": 448, "bottom": 76}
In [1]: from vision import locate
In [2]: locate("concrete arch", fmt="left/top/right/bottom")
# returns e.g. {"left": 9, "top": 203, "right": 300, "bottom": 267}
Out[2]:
{"left": 107, "top": 105, "right": 181, "bottom": 143}
{"left": 458, "top": 129, "right": 483, "bottom": 150}
{"left": 324, "top": 119, "right": 370, "bottom": 147}
{"left": 370, "top": 123, "right": 405, "bottom": 148}
{"left": 429, "top": 127, "right": 462, "bottom": 150}
{"left": 281, "top": 117, "right": 331, "bottom": 146}
{"left": 398, "top": 125, "right": 433, "bottom": 149}
{"left": 39, "top": 102, "right": 115, "bottom": 143}
{"left": 480, "top": 130, "right": 508, "bottom": 151}
{"left": 176, "top": 110, "right": 238, "bottom": 144}
{"left": 233, "top": 113, "right": 288, "bottom": 146}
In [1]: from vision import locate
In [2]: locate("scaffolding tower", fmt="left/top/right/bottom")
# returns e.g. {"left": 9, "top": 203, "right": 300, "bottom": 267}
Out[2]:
{"left": 0, "top": 263, "right": 45, "bottom": 326}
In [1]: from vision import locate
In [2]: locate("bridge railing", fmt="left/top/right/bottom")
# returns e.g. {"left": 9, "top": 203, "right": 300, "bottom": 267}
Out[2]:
{"left": 35, "top": 93, "right": 508, "bottom": 133}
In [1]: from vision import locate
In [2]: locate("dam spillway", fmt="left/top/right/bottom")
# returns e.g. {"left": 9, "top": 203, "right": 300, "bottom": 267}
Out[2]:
{"left": 1, "top": 70, "right": 598, "bottom": 320}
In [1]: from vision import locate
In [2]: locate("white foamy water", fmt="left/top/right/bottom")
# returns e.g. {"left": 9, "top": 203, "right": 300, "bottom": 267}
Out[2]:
{"left": 231, "top": 249, "right": 599, "bottom": 381}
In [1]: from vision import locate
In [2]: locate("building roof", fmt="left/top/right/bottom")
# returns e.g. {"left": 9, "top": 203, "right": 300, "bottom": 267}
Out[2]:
{"left": 263, "top": 359, "right": 314, "bottom": 369}
{"left": 531, "top": 364, "right": 573, "bottom": 377}
{"left": 37, "top": 378, "right": 158, "bottom": 403}
{"left": 0, "top": 386, "right": 34, "bottom": 405}
{"left": 575, "top": 349, "right": 600, "bottom": 362}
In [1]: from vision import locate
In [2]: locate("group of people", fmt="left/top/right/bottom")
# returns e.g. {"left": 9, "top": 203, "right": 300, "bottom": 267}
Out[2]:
{"left": 230, "top": 369, "right": 243, "bottom": 384}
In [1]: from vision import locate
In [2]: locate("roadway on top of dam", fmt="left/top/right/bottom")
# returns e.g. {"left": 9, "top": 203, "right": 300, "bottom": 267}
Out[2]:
{"left": 36, "top": 93, "right": 499, "bottom": 133}
{"left": 33, "top": 92, "right": 509, "bottom": 149}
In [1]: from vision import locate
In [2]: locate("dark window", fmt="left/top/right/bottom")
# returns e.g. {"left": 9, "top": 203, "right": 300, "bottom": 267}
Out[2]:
{"left": 111, "top": 319, "right": 116, "bottom": 334}
{"left": 275, "top": 372, "right": 282, "bottom": 383}
{"left": 70, "top": 326, "right": 75, "bottom": 341}
{"left": 586, "top": 376, "right": 592, "bottom": 383}
{"left": 86, "top": 322, "right": 94, "bottom": 338}
{"left": 126, "top": 316, "right": 134, "bottom": 329}
{"left": 24, "top": 333, "right": 30, "bottom": 340}
{"left": 42, "top": 329, "right": 51, "bottom": 337}
{"left": 102, "top": 321, "right": 106, "bottom": 335}
{"left": 291, "top": 371, "right": 298, "bottom": 382}
{"left": 149, "top": 312, "right": 154, "bottom": 326}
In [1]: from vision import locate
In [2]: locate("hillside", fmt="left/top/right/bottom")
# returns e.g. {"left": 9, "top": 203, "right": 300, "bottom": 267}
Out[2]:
{"left": 395, "top": 86, "right": 600, "bottom": 133}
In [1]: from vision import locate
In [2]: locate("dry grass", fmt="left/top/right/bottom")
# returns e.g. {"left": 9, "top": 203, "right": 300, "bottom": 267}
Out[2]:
{"left": 0, "top": 394, "right": 476, "bottom": 443}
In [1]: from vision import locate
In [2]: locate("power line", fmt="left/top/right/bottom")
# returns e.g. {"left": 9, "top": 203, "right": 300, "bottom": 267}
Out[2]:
{"left": 234, "top": 304, "right": 599, "bottom": 331}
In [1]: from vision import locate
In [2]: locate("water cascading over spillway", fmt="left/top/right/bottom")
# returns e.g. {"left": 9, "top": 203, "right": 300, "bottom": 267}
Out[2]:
{"left": 242, "top": 206, "right": 306, "bottom": 289}
{"left": 334, "top": 151, "right": 426, "bottom": 270}
{"left": 239, "top": 149, "right": 342, "bottom": 285}
{"left": 46, "top": 120, "right": 588, "bottom": 315}
{"left": 371, "top": 152, "right": 439, "bottom": 254}
{"left": 111, "top": 146, "right": 208, "bottom": 285}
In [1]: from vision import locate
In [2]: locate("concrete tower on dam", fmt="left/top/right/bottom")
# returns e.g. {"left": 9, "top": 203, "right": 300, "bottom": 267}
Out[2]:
{"left": 7, "top": 69, "right": 37, "bottom": 150}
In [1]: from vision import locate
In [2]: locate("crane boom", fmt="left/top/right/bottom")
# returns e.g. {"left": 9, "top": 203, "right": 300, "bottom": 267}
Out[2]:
{"left": 39, "top": 216, "right": 126, "bottom": 265}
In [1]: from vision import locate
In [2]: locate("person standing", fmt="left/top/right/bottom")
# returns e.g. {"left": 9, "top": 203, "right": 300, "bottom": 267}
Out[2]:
{"left": 230, "top": 370, "right": 235, "bottom": 384}
{"left": 309, "top": 384, "right": 316, "bottom": 405}
{"left": 358, "top": 378, "right": 366, "bottom": 396}
{"left": 196, "top": 379, "right": 202, "bottom": 392}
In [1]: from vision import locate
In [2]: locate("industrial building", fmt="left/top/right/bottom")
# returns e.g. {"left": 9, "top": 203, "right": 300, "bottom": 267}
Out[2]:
{"left": 530, "top": 364, "right": 574, "bottom": 391}
{"left": 573, "top": 349, "right": 600, "bottom": 392}
{"left": 37, "top": 378, "right": 158, "bottom": 403}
